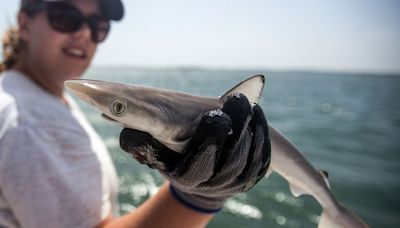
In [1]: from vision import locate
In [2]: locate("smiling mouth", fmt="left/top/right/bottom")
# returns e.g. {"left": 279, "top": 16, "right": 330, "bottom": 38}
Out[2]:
{"left": 63, "top": 48, "right": 87, "bottom": 59}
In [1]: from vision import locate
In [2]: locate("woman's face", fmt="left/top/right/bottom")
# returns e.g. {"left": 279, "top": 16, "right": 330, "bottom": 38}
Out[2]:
{"left": 19, "top": 0, "right": 102, "bottom": 94}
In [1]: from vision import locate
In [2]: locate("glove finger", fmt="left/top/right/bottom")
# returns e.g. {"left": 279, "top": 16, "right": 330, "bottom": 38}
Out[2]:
{"left": 120, "top": 128, "right": 182, "bottom": 172}
{"left": 199, "top": 130, "right": 252, "bottom": 190}
{"left": 237, "top": 104, "right": 271, "bottom": 191}
{"left": 172, "top": 110, "right": 232, "bottom": 187}
{"left": 214, "top": 93, "right": 253, "bottom": 175}
{"left": 253, "top": 104, "right": 271, "bottom": 178}
{"left": 221, "top": 94, "right": 253, "bottom": 143}
{"left": 201, "top": 106, "right": 271, "bottom": 193}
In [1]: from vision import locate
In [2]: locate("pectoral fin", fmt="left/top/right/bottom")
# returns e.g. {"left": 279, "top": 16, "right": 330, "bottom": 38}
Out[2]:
{"left": 288, "top": 169, "right": 330, "bottom": 197}
{"left": 289, "top": 183, "right": 306, "bottom": 198}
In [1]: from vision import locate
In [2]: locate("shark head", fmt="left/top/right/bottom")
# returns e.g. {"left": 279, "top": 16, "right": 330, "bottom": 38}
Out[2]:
{"left": 64, "top": 80, "right": 128, "bottom": 124}
{"left": 65, "top": 75, "right": 265, "bottom": 151}
{"left": 65, "top": 79, "right": 166, "bottom": 129}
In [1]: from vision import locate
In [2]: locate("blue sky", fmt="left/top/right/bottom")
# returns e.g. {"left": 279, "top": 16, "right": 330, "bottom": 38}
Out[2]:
{"left": 1, "top": 0, "right": 400, "bottom": 73}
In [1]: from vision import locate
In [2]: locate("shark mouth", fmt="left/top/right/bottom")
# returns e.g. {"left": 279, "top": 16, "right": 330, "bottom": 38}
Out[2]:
{"left": 101, "top": 113, "right": 126, "bottom": 128}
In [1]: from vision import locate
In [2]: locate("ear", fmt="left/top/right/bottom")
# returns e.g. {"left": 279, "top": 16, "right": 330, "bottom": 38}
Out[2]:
{"left": 17, "top": 11, "right": 30, "bottom": 42}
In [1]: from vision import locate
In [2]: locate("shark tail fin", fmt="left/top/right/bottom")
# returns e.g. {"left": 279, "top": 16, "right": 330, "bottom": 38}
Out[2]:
{"left": 318, "top": 205, "right": 370, "bottom": 228}
{"left": 219, "top": 75, "right": 265, "bottom": 104}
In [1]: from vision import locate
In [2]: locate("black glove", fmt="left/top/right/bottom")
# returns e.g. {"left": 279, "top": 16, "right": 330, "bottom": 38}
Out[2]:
{"left": 120, "top": 94, "right": 271, "bottom": 213}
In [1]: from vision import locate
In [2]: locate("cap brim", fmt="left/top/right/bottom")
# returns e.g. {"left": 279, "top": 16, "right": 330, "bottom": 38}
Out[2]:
{"left": 33, "top": 0, "right": 124, "bottom": 21}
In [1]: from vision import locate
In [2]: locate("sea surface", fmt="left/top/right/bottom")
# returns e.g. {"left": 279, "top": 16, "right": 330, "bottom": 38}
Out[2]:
{"left": 77, "top": 68, "right": 400, "bottom": 228}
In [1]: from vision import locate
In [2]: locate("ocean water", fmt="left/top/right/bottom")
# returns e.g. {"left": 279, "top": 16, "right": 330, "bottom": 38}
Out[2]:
{"left": 78, "top": 68, "right": 400, "bottom": 228}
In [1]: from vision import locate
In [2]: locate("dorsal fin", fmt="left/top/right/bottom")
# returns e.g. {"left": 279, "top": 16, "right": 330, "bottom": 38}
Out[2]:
{"left": 219, "top": 75, "right": 265, "bottom": 104}
{"left": 319, "top": 169, "right": 331, "bottom": 189}
{"left": 321, "top": 170, "right": 329, "bottom": 178}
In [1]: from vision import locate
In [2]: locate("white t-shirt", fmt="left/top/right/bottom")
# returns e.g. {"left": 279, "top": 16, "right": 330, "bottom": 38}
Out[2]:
{"left": 0, "top": 70, "right": 119, "bottom": 228}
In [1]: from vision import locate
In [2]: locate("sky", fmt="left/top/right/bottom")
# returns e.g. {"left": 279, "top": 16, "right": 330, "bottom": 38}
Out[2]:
{"left": 1, "top": 0, "right": 400, "bottom": 74}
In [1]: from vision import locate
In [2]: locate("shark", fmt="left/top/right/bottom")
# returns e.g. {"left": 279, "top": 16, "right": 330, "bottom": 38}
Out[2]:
{"left": 65, "top": 75, "right": 369, "bottom": 228}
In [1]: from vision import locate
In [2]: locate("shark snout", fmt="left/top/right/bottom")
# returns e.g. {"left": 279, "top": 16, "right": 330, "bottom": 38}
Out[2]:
{"left": 65, "top": 80, "right": 90, "bottom": 96}
{"left": 65, "top": 79, "right": 103, "bottom": 95}
{"left": 64, "top": 79, "right": 113, "bottom": 109}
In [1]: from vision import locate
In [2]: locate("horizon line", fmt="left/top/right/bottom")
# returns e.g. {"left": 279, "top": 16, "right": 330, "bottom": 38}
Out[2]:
{"left": 90, "top": 64, "right": 400, "bottom": 76}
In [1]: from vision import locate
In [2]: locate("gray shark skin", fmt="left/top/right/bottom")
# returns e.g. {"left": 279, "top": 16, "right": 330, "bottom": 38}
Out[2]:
{"left": 65, "top": 75, "right": 369, "bottom": 228}
{"left": 268, "top": 127, "right": 369, "bottom": 228}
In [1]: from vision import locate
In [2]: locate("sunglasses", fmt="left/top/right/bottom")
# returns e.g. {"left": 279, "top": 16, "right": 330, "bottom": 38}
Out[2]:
{"left": 22, "top": 1, "right": 110, "bottom": 43}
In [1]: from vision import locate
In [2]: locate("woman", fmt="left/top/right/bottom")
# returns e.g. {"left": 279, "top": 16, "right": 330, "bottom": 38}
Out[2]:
{"left": 0, "top": 0, "right": 271, "bottom": 227}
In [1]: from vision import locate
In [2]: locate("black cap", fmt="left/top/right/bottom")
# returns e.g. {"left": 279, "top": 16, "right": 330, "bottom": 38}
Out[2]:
{"left": 99, "top": 0, "right": 124, "bottom": 21}
{"left": 21, "top": 0, "right": 124, "bottom": 21}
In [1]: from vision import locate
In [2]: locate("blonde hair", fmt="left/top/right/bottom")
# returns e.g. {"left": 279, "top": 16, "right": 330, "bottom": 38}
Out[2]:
{"left": 0, "top": 27, "right": 21, "bottom": 73}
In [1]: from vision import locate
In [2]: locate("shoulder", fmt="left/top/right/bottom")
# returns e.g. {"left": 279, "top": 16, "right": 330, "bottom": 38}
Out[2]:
{"left": 0, "top": 70, "right": 42, "bottom": 104}
{"left": 0, "top": 71, "right": 18, "bottom": 127}
{"left": 0, "top": 70, "right": 84, "bottom": 131}
{"left": 0, "top": 90, "right": 18, "bottom": 139}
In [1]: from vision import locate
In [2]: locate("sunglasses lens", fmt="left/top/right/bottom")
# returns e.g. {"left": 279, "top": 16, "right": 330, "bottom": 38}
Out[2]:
{"left": 88, "top": 17, "right": 110, "bottom": 43}
{"left": 47, "top": 2, "right": 83, "bottom": 33}
{"left": 47, "top": 2, "right": 110, "bottom": 43}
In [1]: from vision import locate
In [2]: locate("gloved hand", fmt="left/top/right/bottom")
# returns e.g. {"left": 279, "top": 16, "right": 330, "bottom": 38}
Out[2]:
{"left": 119, "top": 94, "right": 271, "bottom": 213}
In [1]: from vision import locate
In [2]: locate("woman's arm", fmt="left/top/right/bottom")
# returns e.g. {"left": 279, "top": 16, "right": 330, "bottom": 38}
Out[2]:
{"left": 103, "top": 182, "right": 213, "bottom": 228}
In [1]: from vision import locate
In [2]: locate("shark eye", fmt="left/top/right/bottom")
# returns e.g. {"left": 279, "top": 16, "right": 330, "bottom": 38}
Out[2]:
{"left": 111, "top": 99, "right": 127, "bottom": 116}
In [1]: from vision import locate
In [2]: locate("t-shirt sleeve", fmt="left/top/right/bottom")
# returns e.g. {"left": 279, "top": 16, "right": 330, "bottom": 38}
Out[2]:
{"left": 0, "top": 125, "right": 107, "bottom": 228}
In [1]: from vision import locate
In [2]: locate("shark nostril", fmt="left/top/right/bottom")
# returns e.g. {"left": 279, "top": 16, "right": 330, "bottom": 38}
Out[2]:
{"left": 111, "top": 99, "right": 127, "bottom": 116}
